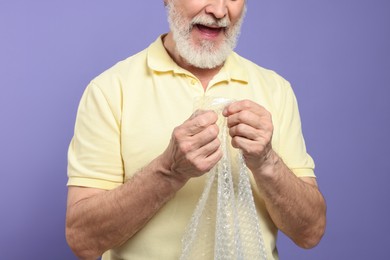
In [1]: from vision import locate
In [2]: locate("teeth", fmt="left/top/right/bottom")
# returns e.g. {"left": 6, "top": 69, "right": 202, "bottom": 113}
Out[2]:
{"left": 197, "top": 24, "right": 221, "bottom": 30}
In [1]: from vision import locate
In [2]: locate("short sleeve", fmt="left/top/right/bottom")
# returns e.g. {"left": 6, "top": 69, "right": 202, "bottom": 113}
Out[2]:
{"left": 67, "top": 82, "right": 124, "bottom": 190}
{"left": 276, "top": 80, "right": 315, "bottom": 178}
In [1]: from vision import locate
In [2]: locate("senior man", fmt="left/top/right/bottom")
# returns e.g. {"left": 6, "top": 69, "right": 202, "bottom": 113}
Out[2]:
{"left": 66, "top": 0, "right": 326, "bottom": 259}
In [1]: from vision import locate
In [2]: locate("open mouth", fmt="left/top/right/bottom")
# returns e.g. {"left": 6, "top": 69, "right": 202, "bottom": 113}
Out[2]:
{"left": 195, "top": 24, "right": 224, "bottom": 37}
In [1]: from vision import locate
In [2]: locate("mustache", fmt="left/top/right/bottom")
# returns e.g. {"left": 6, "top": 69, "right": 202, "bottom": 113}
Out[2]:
{"left": 190, "top": 15, "right": 230, "bottom": 29}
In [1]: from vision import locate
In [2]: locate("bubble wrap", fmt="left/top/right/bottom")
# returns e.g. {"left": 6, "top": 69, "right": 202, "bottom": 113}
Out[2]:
{"left": 180, "top": 97, "right": 267, "bottom": 260}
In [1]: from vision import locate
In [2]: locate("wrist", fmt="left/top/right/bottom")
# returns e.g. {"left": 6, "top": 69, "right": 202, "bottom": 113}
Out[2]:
{"left": 154, "top": 154, "right": 189, "bottom": 189}
{"left": 263, "top": 149, "right": 280, "bottom": 168}
{"left": 252, "top": 149, "right": 281, "bottom": 181}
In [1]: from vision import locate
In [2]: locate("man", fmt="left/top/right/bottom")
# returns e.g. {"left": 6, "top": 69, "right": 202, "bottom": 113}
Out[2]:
{"left": 66, "top": 0, "right": 326, "bottom": 259}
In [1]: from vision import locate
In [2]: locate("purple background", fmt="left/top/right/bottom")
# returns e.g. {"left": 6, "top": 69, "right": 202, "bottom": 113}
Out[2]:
{"left": 1, "top": 1, "right": 389, "bottom": 259}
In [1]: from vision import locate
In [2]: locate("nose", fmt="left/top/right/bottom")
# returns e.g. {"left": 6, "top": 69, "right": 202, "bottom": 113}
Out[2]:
{"left": 205, "top": 0, "right": 228, "bottom": 19}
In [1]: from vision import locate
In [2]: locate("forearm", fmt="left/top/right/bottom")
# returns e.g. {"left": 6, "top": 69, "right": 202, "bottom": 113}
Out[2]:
{"left": 253, "top": 150, "right": 326, "bottom": 248}
{"left": 66, "top": 156, "right": 187, "bottom": 259}
{"left": 66, "top": 110, "right": 222, "bottom": 259}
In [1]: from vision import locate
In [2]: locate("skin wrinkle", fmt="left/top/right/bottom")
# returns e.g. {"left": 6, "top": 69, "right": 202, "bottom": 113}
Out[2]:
{"left": 67, "top": 158, "right": 187, "bottom": 257}
{"left": 253, "top": 152, "right": 325, "bottom": 247}
{"left": 166, "top": 0, "right": 246, "bottom": 69}
{"left": 66, "top": 1, "right": 326, "bottom": 258}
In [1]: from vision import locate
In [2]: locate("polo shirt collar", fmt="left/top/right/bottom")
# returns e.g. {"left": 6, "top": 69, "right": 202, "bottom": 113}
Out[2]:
{"left": 147, "top": 35, "right": 249, "bottom": 84}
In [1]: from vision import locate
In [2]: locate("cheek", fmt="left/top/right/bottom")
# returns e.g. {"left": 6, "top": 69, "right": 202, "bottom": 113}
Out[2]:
{"left": 228, "top": 4, "right": 246, "bottom": 23}
{"left": 231, "top": 13, "right": 243, "bottom": 25}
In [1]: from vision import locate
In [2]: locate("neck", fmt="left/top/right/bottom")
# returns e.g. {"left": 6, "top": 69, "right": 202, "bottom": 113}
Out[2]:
{"left": 163, "top": 33, "right": 223, "bottom": 90}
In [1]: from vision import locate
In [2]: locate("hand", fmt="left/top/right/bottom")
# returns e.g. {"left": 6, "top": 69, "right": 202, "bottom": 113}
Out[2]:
{"left": 162, "top": 110, "right": 223, "bottom": 181}
{"left": 222, "top": 100, "right": 274, "bottom": 172}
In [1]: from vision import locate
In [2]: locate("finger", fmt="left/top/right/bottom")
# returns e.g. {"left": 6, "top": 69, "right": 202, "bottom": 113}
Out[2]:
{"left": 175, "top": 123, "right": 219, "bottom": 155}
{"left": 192, "top": 124, "right": 219, "bottom": 150}
{"left": 228, "top": 123, "right": 259, "bottom": 141}
{"left": 191, "top": 109, "right": 209, "bottom": 118}
{"left": 194, "top": 140, "right": 223, "bottom": 172}
{"left": 186, "top": 110, "right": 218, "bottom": 135}
{"left": 231, "top": 136, "right": 267, "bottom": 156}
{"left": 202, "top": 148, "right": 223, "bottom": 171}
{"left": 223, "top": 100, "right": 260, "bottom": 117}
{"left": 196, "top": 136, "right": 221, "bottom": 158}
{"left": 226, "top": 110, "right": 263, "bottom": 129}
{"left": 183, "top": 138, "right": 222, "bottom": 174}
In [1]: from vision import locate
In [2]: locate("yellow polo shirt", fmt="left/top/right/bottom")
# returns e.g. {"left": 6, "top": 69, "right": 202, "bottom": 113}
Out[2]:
{"left": 68, "top": 35, "right": 315, "bottom": 259}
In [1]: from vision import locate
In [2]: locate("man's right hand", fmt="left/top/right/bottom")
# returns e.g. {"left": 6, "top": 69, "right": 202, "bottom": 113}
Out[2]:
{"left": 160, "top": 110, "right": 223, "bottom": 181}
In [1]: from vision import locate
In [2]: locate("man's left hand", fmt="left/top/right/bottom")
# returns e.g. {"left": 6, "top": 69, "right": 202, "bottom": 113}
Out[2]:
{"left": 223, "top": 99, "right": 274, "bottom": 172}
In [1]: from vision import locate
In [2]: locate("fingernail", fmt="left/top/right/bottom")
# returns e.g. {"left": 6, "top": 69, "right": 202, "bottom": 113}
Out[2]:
{"left": 222, "top": 107, "right": 228, "bottom": 116}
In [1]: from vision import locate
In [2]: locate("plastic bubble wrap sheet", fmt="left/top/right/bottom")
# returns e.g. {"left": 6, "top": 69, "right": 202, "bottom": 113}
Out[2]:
{"left": 180, "top": 97, "right": 267, "bottom": 260}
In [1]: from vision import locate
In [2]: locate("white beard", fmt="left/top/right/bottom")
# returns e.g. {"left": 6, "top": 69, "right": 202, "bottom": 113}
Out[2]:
{"left": 166, "top": 2, "right": 246, "bottom": 69}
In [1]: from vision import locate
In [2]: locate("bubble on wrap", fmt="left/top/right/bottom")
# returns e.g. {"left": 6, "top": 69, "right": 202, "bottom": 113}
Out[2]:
{"left": 180, "top": 97, "right": 267, "bottom": 260}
